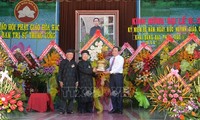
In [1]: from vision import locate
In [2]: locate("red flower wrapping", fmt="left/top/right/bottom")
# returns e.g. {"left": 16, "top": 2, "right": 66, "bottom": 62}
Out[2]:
{"left": 3, "top": 101, "right": 8, "bottom": 105}
{"left": 18, "top": 106, "right": 24, "bottom": 112}
{"left": 10, "top": 104, "right": 16, "bottom": 110}
{"left": 14, "top": 94, "right": 21, "bottom": 99}
{"left": 9, "top": 90, "right": 16, "bottom": 96}
{"left": 17, "top": 100, "right": 23, "bottom": 107}
{"left": 10, "top": 99, "right": 16, "bottom": 104}
{"left": 6, "top": 95, "right": 12, "bottom": 101}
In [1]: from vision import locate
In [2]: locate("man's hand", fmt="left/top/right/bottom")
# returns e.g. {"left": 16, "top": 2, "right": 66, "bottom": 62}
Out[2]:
{"left": 93, "top": 67, "right": 97, "bottom": 72}
{"left": 59, "top": 81, "right": 63, "bottom": 88}
{"left": 104, "top": 70, "right": 110, "bottom": 74}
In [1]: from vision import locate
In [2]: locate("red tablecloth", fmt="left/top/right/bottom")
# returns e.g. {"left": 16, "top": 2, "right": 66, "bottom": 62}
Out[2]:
{"left": 27, "top": 93, "right": 54, "bottom": 112}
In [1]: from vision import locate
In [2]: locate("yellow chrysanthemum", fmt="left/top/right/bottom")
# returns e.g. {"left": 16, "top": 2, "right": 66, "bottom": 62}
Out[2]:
{"left": 180, "top": 102, "right": 186, "bottom": 107}
{"left": 160, "top": 51, "right": 170, "bottom": 65}
{"left": 124, "top": 80, "right": 135, "bottom": 97}
{"left": 134, "top": 50, "right": 151, "bottom": 62}
{"left": 178, "top": 49, "right": 189, "bottom": 61}
{"left": 7, "top": 109, "right": 11, "bottom": 113}
{"left": 0, "top": 47, "right": 10, "bottom": 66}
{"left": 163, "top": 46, "right": 169, "bottom": 53}
{"left": 16, "top": 63, "right": 27, "bottom": 73}
{"left": 97, "top": 53, "right": 104, "bottom": 60}
{"left": 0, "top": 100, "right": 2, "bottom": 105}
{"left": 42, "top": 51, "right": 60, "bottom": 67}
{"left": 97, "top": 73, "right": 104, "bottom": 79}
{"left": 0, "top": 57, "right": 4, "bottom": 67}
{"left": 101, "top": 45, "right": 109, "bottom": 52}
{"left": 185, "top": 54, "right": 194, "bottom": 63}
{"left": 123, "top": 59, "right": 130, "bottom": 75}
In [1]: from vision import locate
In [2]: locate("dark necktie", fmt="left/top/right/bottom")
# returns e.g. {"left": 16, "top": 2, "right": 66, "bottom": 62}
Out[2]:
{"left": 109, "top": 57, "right": 115, "bottom": 71}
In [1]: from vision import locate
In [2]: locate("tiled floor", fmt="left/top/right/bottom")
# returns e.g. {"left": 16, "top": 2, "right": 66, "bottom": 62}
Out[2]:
{"left": 7, "top": 98, "right": 178, "bottom": 120}
{"left": 9, "top": 108, "right": 177, "bottom": 120}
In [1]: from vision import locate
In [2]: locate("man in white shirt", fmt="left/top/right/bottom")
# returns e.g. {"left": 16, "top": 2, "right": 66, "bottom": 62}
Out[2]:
{"left": 104, "top": 46, "right": 124, "bottom": 114}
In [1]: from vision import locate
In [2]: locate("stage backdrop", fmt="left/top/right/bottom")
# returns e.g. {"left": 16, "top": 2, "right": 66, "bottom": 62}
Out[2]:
{"left": 0, "top": 1, "right": 58, "bottom": 56}
{"left": 138, "top": 0, "right": 200, "bottom": 45}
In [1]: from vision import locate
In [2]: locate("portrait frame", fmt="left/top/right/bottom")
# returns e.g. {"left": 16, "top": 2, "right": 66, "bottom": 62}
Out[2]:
{"left": 75, "top": 10, "right": 119, "bottom": 60}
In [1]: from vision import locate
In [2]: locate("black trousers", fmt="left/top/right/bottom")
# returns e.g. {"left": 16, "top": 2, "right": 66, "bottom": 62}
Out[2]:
{"left": 59, "top": 89, "right": 75, "bottom": 113}
{"left": 109, "top": 74, "right": 123, "bottom": 111}
{"left": 60, "top": 98, "right": 74, "bottom": 112}
{"left": 79, "top": 101, "right": 93, "bottom": 113}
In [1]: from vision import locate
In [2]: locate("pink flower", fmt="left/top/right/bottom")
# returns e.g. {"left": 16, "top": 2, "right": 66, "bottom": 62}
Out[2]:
{"left": 163, "top": 97, "right": 168, "bottom": 103}
{"left": 168, "top": 81, "right": 173, "bottom": 85}
{"left": 177, "top": 90, "right": 182, "bottom": 93}
{"left": 173, "top": 93, "right": 179, "bottom": 98}
{"left": 171, "top": 90, "right": 176, "bottom": 93}
{"left": 179, "top": 97, "right": 183, "bottom": 101}
{"left": 174, "top": 84, "right": 178, "bottom": 88}
{"left": 158, "top": 95, "right": 162, "bottom": 100}
{"left": 163, "top": 84, "right": 167, "bottom": 87}
{"left": 171, "top": 98, "right": 177, "bottom": 104}
{"left": 168, "top": 86, "right": 172, "bottom": 89}
{"left": 163, "top": 93, "right": 167, "bottom": 98}
{"left": 164, "top": 90, "right": 168, "bottom": 93}
{"left": 169, "top": 94, "right": 173, "bottom": 98}
{"left": 159, "top": 90, "right": 164, "bottom": 93}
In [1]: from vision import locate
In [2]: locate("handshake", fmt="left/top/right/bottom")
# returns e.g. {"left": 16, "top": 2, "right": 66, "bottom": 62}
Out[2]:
{"left": 93, "top": 67, "right": 97, "bottom": 72}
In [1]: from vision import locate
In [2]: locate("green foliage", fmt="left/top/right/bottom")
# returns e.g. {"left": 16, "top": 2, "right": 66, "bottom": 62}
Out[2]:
{"left": 193, "top": 59, "right": 200, "bottom": 70}
{"left": 0, "top": 111, "right": 9, "bottom": 120}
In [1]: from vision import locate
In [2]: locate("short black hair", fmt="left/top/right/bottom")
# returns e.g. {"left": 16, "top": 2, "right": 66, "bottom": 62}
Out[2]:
{"left": 81, "top": 50, "right": 90, "bottom": 55}
{"left": 112, "top": 46, "right": 120, "bottom": 51}
{"left": 66, "top": 49, "right": 74, "bottom": 54}
{"left": 93, "top": 18, "right": 100, "bottom": 22}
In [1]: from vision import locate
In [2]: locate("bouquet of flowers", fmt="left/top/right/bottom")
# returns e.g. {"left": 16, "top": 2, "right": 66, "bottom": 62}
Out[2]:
{"left": 0, "top": 69, "right": 24, "bottom": 120}
{"left": 160, "top": 42, "right": 199, "bottom": 78}
{"left": 168, "top": 76, "right": 200, "bottom": 120}
{"left": 124, "top": 49, "right": 157, "bottom": 109}
{"left": 40, "top": 49, "right": 60, "bottom": 101}
{"left": 123, "top": 58, "right": 135, "bottom": 98}
{"left": 130, "top": 50, "right": 157, "bottom": 88}
{"left": 146, "top": 33, "right": 200, "bottom": 119}
{"left": 0, "top": 46, "right": 13, "bottom": 71}
{"left": 148, "top": 66, "right": 200, "bottom": 119}
{"left": 169, "top": 99, "right": 199, "bottom": 119}
{"left": 89, "top": 43, "right": 112, "bottom": 113}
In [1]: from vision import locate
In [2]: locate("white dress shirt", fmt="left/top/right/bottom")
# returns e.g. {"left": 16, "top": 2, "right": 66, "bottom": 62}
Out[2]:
{"left": 109, "top": 55, "right": 124, "bottom": 74}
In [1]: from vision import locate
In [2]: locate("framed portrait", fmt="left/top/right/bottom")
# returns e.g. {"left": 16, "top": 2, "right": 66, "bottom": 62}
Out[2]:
{"left": 75, "top": 10, "right": 119, "bottom": 57}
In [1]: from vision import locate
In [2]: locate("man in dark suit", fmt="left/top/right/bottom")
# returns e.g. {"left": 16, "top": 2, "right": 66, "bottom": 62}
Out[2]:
{"left": 77, "top": 50, "right": 97, "bottom": 113}
{"left": 89, "top": 18, "right": 104, "bottom": 36}
{"left": 58, "top": 49, "right": 78, "bottom": 114}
